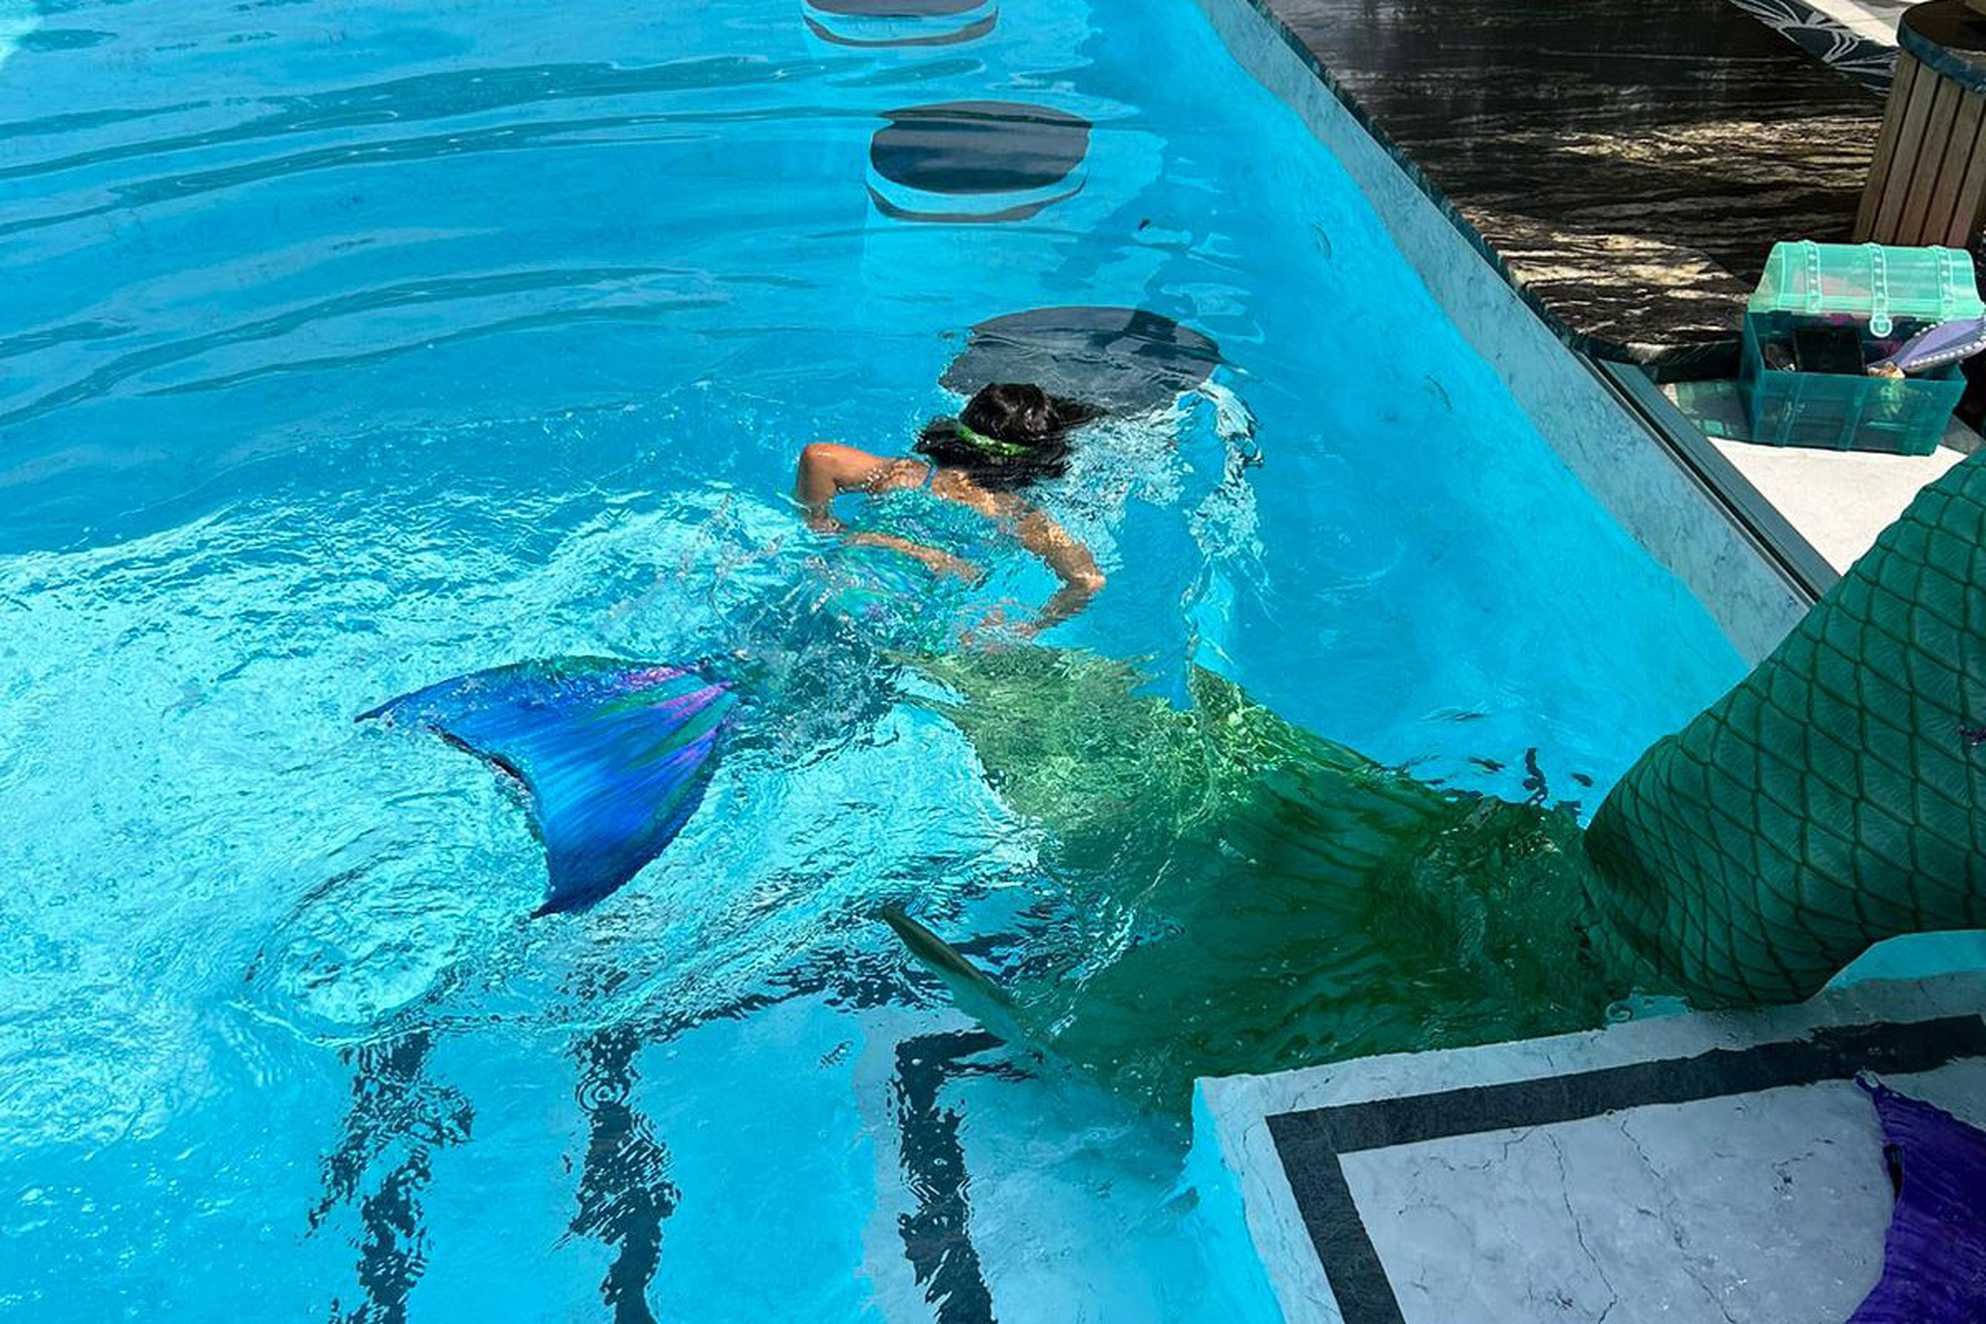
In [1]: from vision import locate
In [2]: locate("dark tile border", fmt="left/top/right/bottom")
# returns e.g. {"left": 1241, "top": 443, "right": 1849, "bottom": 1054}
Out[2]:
{"left": 1266, "top": 1013, "right": 1986, "bottom": 1324}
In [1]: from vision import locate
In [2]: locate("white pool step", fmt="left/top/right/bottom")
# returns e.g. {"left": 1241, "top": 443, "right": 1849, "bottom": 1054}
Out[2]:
{"left": 1191, "top": 970, "right": 1986, "bottom": 1324}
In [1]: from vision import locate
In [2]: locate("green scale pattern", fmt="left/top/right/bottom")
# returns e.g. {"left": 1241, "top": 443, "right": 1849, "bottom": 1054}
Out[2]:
{"left": 1587, "top": 451, "right": 1986, "bottom": 1005}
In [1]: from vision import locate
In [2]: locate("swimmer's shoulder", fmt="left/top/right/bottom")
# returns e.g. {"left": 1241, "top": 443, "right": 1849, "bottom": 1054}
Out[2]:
{"left": 929, "top": 467, "right": 1023, "bottom": 519}
{"left": 871, "top": 456, "right": 934, "bottom": 494}
{"left": 799, "top": 443, "right": 932, "bottom": 494}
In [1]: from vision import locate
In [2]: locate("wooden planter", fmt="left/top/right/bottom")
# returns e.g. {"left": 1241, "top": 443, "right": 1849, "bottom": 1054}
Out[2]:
{"left": 1857, "top": 0, "right": 1986, "bottom": 247}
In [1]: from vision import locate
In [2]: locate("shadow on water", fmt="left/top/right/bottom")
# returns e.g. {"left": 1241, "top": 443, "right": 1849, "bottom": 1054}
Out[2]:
{"left": 309, "top": 1032, "right": 474, "bottom": 1324}
{"left": 567, "top": 1026, "right": 680, "bottom": 1324}
{"left": 892, "top": 1030, "right": 1027, "bottom": 1324}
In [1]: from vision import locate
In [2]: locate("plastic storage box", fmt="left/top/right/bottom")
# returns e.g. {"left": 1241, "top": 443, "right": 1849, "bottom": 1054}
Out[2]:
{"left": 1738, "top": 240, "right": 1983, "bottom": 455}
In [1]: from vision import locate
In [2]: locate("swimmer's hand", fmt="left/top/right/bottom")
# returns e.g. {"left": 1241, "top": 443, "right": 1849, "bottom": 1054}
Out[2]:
{"left": 843, "top": 531, "right": 982, "bottom": 583}
{"left": 962, "top": 606, "right": 1041, "bottom": 649}
{"left": 1031, "top": 572, "right": 1103, "bottom": 633}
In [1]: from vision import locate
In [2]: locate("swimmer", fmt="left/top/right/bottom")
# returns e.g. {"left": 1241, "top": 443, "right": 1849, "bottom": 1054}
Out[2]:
{"left": 366, "top": 385, "right": 1111, "bottom": 916}
{"left": 793, "top": 383, "right": 1107, "bottom": 636}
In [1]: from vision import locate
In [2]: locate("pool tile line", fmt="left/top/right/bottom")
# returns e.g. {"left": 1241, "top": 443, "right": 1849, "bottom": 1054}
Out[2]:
{"left": 892, "top": 1030, "right": 1021, "bottom": 1324}
{"left": 308, "top": 1031, "right": 475, "bottom": 1323}
{"left": 570, "top": 1025, "right": 680, "bottom": 1323}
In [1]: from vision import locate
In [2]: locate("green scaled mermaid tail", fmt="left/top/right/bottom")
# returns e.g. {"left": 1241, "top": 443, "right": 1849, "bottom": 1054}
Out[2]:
{"left": 902, "top": 649, "right": 1615, "bottom": 1108}
{"left": 896, "top": 456, "right": 1986, "bottom": 1109}
{"left": 1585, "top": 453, "right": 1986, "bottom": 1006}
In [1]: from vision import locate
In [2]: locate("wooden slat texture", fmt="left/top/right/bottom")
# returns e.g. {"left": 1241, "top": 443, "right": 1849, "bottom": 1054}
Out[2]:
{"left": 1925, "top": 84, "right": 1986, "bottom": 245}
{"left": 1895, "top": 74, "right": 1964, "bottom": 241}
{"left": 1857, "top": 53, "right": 1922, "bottom": 240}
{"left": 1859, "top": 46, "right": 1986, "bottom": 249}
{"left": 1872, "top": 58, "right": 1948, "bottom": 240}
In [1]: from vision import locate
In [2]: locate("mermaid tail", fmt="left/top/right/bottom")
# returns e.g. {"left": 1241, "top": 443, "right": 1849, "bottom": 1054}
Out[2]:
{"left": 880, "top": 905, "right": 1036, "bottom": 1051}
{"left": 361, "top": 658, "right": 737, "bottom": 916}
{"left": 1848, "top": 1080, "right": 1986, "bottom": 1324}
{"left": 898, "top": 457, "right": 1986, "bottom": 1107}
{"left": 1871, "top": 315, "right": 1986, "bottom": 375}
{"left": 893, "top": 648, "right": 1604, "bottom": 1108}
{"left": 1586, "top": 452, "right": 1986, "bottom": 1006}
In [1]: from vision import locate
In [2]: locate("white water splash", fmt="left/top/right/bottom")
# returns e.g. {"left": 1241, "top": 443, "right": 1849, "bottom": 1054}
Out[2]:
{"left": 0, "top": 0, "right": 37, "bottom": 75}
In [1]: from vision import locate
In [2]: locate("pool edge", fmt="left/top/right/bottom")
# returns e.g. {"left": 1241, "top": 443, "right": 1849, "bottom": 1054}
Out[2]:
{"left": 1191, "top": 0, "right": 1818, "bottom": 664}
{"left": 1189, "top": 970, "right": 1986, "bottom": 1324}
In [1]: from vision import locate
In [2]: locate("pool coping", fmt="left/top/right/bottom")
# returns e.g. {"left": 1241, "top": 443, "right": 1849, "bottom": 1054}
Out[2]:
{"left": 1190, "top": 969, "right": 1986, "bottom": 1324}
{"left": 1589, "top": 359, "right": 1841, "bottom": 601}
{"left": 1273, "top": 1013, "right": 1984, "bottom": 1324}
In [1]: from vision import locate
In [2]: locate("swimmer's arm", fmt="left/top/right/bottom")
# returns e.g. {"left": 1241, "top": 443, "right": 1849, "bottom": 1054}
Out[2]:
{"left": 842, "top": 531, "right": 980, "bottom": 581}
{"left": 1011, "top": 506, "right": 1106, "bottom": 632}
{"left": 793, "top": 444, "right": 975, "bottom": 577}
{"left": 945, "top": 483, "right": 1104, "bottom": 632}
{"left": 795, "top": 443, "right": 908, "bottom": 532}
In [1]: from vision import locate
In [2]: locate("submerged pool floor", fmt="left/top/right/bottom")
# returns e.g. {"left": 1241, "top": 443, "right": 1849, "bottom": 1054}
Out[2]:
{"left": 0, "top": 0, "right": 1746, "bottom": 1318}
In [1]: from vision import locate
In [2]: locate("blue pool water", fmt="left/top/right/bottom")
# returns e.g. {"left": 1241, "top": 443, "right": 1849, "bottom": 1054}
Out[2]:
{"left": 0, "top": 0, "right": 1747, "bottom": 1318}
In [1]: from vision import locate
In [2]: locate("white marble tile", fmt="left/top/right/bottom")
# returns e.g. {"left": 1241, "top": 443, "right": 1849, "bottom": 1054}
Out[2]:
{"left": 1797, "top": 0, "right": 1905, "bottom": 43}
{"left": 1192, "top": 972, "right": 1986, "bottom": 1324}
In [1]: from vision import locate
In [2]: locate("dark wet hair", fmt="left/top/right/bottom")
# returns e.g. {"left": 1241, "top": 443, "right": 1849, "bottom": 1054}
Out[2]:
{"left": 915, "top": 383, "right": 1102, "bottom": 492}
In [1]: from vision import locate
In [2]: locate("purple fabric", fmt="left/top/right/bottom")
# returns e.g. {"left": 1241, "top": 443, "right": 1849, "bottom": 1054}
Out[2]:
{"left": 1846, "top": 1079, "right": 1986, "bottom": 1323}
{"left": 1875, "top": 316, "right": 1986, "bottom": 374}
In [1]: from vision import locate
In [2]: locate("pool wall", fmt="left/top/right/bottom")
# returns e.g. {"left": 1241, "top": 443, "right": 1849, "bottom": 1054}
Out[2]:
{"left": 1193, "top": 0, "right": 1812, "bottom": 665}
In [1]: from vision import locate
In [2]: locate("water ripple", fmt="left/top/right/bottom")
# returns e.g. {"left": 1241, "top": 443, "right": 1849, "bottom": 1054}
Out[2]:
{"left": 0, "top": 56, "right": 852, "bottom": 186}
{"left": 147, "top": 296, "right": 729, "bottom": 398}
{"left": 0, "top": 318, "right": 130, "bottom": 364}
{"left": 0, "top": 104, "right": 873, "bottom": 242}
{"left": 0, "top": 101, "right": 208, "bottom": 146}
{"left": 0, "top": 266, "right": 703, "bottom": 427}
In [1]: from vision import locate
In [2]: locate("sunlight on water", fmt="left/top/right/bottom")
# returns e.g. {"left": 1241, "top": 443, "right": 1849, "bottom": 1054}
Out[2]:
{"left": 0, "top": 0, "right": 1746, "bottom": 1318}
{"left": 0, "top": 2, "right": 33, "bottom": 74}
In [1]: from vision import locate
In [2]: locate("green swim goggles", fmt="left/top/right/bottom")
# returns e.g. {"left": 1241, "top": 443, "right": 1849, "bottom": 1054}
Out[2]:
{"left": 956, "top": 423, "right": 1032, "bottom": 459}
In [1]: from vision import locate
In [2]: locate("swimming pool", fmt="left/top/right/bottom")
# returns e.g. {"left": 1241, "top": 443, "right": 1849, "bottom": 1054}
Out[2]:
{"left": 0, "top": 0, "right": 1746, "bottom": 1318}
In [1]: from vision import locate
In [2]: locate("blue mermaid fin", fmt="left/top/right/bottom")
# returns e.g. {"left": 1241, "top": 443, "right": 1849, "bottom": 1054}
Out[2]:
{"left": 360, "top": 657, "right": 737, "bottom": 916}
